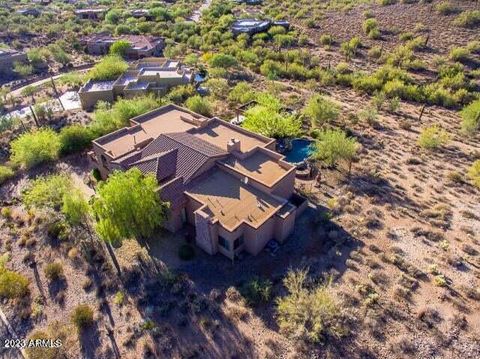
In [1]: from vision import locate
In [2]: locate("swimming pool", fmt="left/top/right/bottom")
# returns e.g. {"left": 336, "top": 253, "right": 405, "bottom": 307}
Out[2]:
{"left": 284, "top": 139, "right": 314, "bottom": 163}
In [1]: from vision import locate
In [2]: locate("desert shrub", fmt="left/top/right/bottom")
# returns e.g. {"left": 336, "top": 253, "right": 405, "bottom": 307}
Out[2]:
{"left": 185, "top": 95, "right": 212, "bottom": 116}
{"left": 0, "top": 165, "right": 14, "bottom": 185}
{"left": 47, "top": 220, "right": 70, "bottom": 241}
{"left": 239, "top": 277, "right": 272, "bottom": 306}
{"left": 417, "top": 125, "right": 450, "bottom": 150}
{"left": 358, "top": 106, "right": 379, "bottom": 126}
{"left": 10, "top": 129, "right": 61, "bottom": 169}
{"left": 178, "top": 244, "right": 195, "bottom": 260}
{"left": 44, "top": 262, "right": 64, "bottom": 281}
{"left": 341, "top": 37, "right": 361, "bottom": 59}
{"left": 26, "top": 321, "right": 74, "bottom": 359}
{"left": 303, "top": 95, "right": 339, "bottom": 127}
{"left": 449, "top": 47, "right": 470, "bottom": 62}
{"left": 208, "top": 53, "right": 238, "bottom": 69}
{"left": 1, "top": 207, "right": 12, "bottom": 218}
{"left": 87, "top": 55, "right": 128, "bottom": 81}
{"left": 368, "top": 46, "right": 382, "bottom": 59}
{"left": 377, "top": 0, "right": 396, "bottom": 5}
{"left": 319, "top": 34, "right": 333, "bottom": 47}
{"left": 461, "top": 100, "right": 480, "bottom": 135}
{"left": 167, "top": 84, "right": 197, "bottom": 104}
{"left": 468, "top": 160, "right": 480, "bottom": 189}
{"left": 71, "top": 304, "right": 94, "bottom": 331}
{"left": 113, "top": 291, "right": 125, "bottom": 306}
{"left": 22, "top": 174, "right": 71, "bottom": 209}
{"left": 228, "top": 82, "right": 256, "bottom": 104}
{"left": 59, "top": 125, "right": 93, "bottom": 155}
{"left": 276, "top": 269, "right": 344, "bottom": 343}
{"left": 363, "top": 18, "right": 380, "bottom": 39}
{"left": 109, "top": 40, "right": 131, "bottom": 58}
{"left": 454, "top": 10, "right": 480, "bottom": 28}
{"left": 0, "top": 267, "right": 29, "bottom": 299}
{"left": 434, "top": 275, "right": 447, "bottom": 287}
{"left": 435, "top": 1, "right": 457, "bottom": 15}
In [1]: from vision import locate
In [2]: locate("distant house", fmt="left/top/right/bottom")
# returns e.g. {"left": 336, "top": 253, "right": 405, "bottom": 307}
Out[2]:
{"left": 231, "top": 18, "right": 289, "bottom": 36}
{"left": 78, "top": 58, "right": 193, "bottom": 111}
{"left": 234, "top": 0, "right": 263, "bottom": 5}
{"left": 0, "top": 48, "right": 27, "bottom": 76}
{"left": 130, "top": 9, "right": 153, "bottom": 20}
{"left": 89, "top": 104, "right": 304, "bottom": 260}
{"left": 74, "top": 8, "right": 108, "bottom": 20}
{"left": 32, "top": 0, "right": 51, "bottom": 5}
{"left": 81, "top": 34, "right": 164, "bottom": 58}
{"left": 16, "top": 8, "right": 41, "bottom": 17}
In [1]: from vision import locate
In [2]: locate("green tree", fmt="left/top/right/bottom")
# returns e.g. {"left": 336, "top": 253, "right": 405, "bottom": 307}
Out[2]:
{"left": 243, "top": 94, "right": 302, "bottom": 138}
{"left": 312, "top": 129, "right": 359, "bottom": 173}
{"left": 0, "top": 166, "right": 14, "bottom": 185}
{"left": 71, "top": 304, "right": 94, "bottom": 332}
{"left": 303, "top": 95, "right": 340, "bottom": 127}
{"left": 109, "top": 40, "right": 132, "bottom": 57}
{"left": 10, "top": 129, "right": 61, "bottom": 169}
{"left": 92, "top": 168, "right": 169, "bottom": 244}
{"left": 22, "top": 174, "right": 72, "bottom": 209}
{"left": 461, "top": 99, "right": 480, "bottom": 135}
{"left": 62, "top": 189, "right": 91, "bottom": 227}
{"left": 468, "top": 160, "right": 480, "bottom": 189}
{"left": 228, "top": 82, "right": 256, "bottom": 104}
{"left": 59, "top": 125, "right": 93, "bottom": 155}
{"left": 185, "top": 95, "right": 212, "bottom": 116}
{"left": 105, "top": 9, "right": 122, "bottom": 24}
{"left": 208, "top": 53, "right": 238, "bottom": 69}
{"left": 87, "top": 55, "right": 128, "bottom": 81}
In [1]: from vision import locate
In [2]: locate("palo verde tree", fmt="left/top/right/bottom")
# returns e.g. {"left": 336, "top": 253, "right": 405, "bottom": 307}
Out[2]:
{"left": 92, "top": 168, "right": 169, "bottom": 244}
{"left": 303, "top": 94, "right": 340, "bottom": 127}
{"left": 243, "top": 93, "right": 302, "bottom": 138}
{"left": 312, "top": 129, "right": 359, "bottom": 174}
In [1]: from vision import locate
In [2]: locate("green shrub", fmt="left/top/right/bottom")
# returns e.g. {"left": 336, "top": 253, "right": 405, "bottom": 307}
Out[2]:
{"left": 449, "top": 47, "right": 470, "bottom": 62}
{"left": 468, "top": 160, "right": 480, "bottom": 189}
{"left": 454, "top": 10, "right": 480, "bottom": 28}
{"left": 341, "top": 37, "right": 361, "bottom": 59}
{"left": 319, "top": 34, "right": 333, "bottom": 47}
{"left": 10, "top": 129, "right": 61, "bottom": 169}
{"left": 0, "top": 165, "right": 14, "bottom": 185}
{"left": 1, "top": 207, "right": 12, "bottom": 218}
{"left": 363, "top": 18, "right": 380, "bottom": 39}
{"left": 22, "top": 174, "right": 71, "bottom": 209}
{"left": 71, "top": 304, "right": 94, "bottom": 331}
{"left": 435, "top": 1, "right": 457, "bottom": 16}
{"left": 59, "top": 125, "right": 93, "bottom": 155}
{"left": 368, "top": 46, "right": 383, "bottom": 59}
{"left": 303, "top": 95, "right": 340, "bottom": 127}
{"left": 44, "top": 262, "right": 64, "bottom": 281}
{"left": 0, "top": 268, "right": 29, "bottom": 299}
{"left": 87, "top": 55, "right": 128, "bottom": 81}
{"left": 239, "top": 277, "right": 272, "bottom": 306}
{"left": 228, "top": 82, "right": 256, "bottom": 104}
{"left": 113, "top": 291, "right": 125, "bottom": 306}
{"left": 417, "top": 125, "right": 450, "bottom": 150}
{"left": 109, "top": 40, "right": 131, "bottom": 57}
{"left": 312, "top": 129, "right": 359, "bottom": 169}
{"left": 208, "top": 53, "right": 238, "bottom": 69}
{"left": 460, "top": 100, "right": 480, "bottom": 135}
{"left": 185, "top": 95, "right": 212, "bottom": 116}
{"left": 377, "top": 0, "right": 396, "bottom": 5}
{"left": 47, "top": 220, "right": 70, "bottom": 241}
{"left": 178, "top": 244, "right": 195, "bottom": 261}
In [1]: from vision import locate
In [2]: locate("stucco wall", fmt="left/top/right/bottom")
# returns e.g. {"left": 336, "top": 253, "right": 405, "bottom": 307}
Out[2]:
{"left": 79, "top": 89, "right": 114, "bottom": 111}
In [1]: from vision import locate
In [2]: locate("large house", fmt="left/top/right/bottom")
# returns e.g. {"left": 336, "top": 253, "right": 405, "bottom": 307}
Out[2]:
{"left": 78, "top": 58, "right": 193, "bottom": 111}
{"left": 89, "top": 104, "right": 305, "bottom": 259}
{"left": 81, "top": 34, "right": 164, "bottom": 58}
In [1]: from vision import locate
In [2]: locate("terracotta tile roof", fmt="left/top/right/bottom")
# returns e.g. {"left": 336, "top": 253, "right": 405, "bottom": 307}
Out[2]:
{"left": 140, "top": 132, "right": 228, "bottom": 184}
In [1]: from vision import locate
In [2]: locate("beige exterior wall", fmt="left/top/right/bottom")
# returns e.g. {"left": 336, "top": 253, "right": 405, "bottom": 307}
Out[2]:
{"left": 164, "top": 206, "right": 184, "bottom": 232}
{"left": 274, "top": 209, "right": 296, "bottom": 243}
{"left": 244, "top": 217, "right": 276, "bottom": 256}
{"left": 271, "top": 170, "right": 296, "bottom": 198}
{"left": 79, "top": 89, "right": 114, "bottom": 111}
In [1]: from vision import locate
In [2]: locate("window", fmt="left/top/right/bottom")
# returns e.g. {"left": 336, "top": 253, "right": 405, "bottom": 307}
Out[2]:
{"left": 234, "top": 236, "right": 244, "bottom": 250}
{"left": 218, "top": 236, "right": 230, "bottom": 251}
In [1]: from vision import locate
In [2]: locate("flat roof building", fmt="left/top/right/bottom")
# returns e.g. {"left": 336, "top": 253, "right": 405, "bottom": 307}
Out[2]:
{"left": 75, "top": 8, "right": 108, "bottom": 20}
{"left": 81, "top": 34, "right": 164, "bottom": 58}
{"left": 231, "top": 18, "right": 290, "bottom": 36}
{"left": 89, "top": 104, "right": 304, "bottom": 260}
{"left": 0, "top": 48, "right": 27, "bottom": 77}
{"left": 78, "top": 58, "right": 193, "bottom": 111}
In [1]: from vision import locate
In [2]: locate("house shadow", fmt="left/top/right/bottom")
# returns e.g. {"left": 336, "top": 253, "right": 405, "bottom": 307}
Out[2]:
{"left": 128, "top": 202, "right": 366, "bottom": 357}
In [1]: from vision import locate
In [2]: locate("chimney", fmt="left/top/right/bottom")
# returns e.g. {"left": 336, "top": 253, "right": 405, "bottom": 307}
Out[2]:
{"left": 227, "top": 138, "right": 241, "bottom": 153}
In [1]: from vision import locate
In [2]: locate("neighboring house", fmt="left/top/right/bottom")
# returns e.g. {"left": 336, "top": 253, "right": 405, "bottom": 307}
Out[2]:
{"left": 0, "top": 48, "right": 27, "bottom": 76}
{"left": 89, "top": 104, "right": 305, "bottom": 260}
{"left": 74, "top": 8, "right": 108, "bottom": 20}
{"left": 130, "top": 9, "right": 153, "bottom": 20}
{"left": 16, "top": 8, "right": 41, "bottom": 17}
{"left": 234, "top": 0, "right": 263, "bottom": 4}
{"left": 231, "top": 18, "right": 290, "bottom": 35}
{"left": 81, "top": 34, "right": 164, "bottom": 58}
{"left": 78, "top": 58, "right": 193, "bottom": 111}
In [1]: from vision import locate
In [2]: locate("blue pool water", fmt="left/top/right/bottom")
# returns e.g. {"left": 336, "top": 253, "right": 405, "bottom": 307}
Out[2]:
{"left": 284, "top": 139, "right": 314, "bottom": 163}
